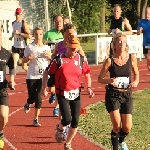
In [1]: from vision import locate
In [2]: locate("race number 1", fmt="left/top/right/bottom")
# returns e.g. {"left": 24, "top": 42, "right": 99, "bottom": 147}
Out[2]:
{"left": 0, "top": 71, "right": 3, "bottom": 82}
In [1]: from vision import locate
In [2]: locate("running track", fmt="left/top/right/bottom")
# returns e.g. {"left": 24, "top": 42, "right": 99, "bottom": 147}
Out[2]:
{"left": 4, "top": 59, "right": 150, "bottom": 150}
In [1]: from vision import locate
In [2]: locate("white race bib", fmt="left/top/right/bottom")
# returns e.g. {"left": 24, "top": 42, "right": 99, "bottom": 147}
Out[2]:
{"left": 35, "top": 57, "right": 47, "bottom": 75}
{"left": 0, "top": 71, "right": 3, "bottom": 82}
{"left": 113, "top": 77, "right": 129, "bottom": 88}
{"left": 145, "top": 46, "right": 150, "bottom": 49}
{"left": 64, "top": 89, "right": 79, "bottom": 100}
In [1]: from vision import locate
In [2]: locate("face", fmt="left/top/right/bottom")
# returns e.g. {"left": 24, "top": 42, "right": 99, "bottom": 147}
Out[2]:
{"left": 54, "top": 16, "right": 63, "bottom": 31}
{"left": 65, "top": 29, "right": 76, "bottom": 42}
{"left": 114, "top": 36, "right": 127, "bottom": 52}
{"left": 68, "top": 47, "right": 79, "bottom": 57}
{"left": 34, "top": 29, "right": 43, "bottom": 41}
{"left": 145, "top": 9, "right": 150, "bottom": 20}
{"left": 15, "top": 13, "right": 23, "bottom": 20}
{"left": 113, "top": 6, "right": 122, "bottom": 19}
{"left": 63, "top": 18, "right": 70, "bottom": 25}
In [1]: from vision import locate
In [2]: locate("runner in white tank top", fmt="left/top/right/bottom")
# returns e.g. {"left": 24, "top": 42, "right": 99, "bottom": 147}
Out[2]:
{"left": 9, "top": 8, "right": 31, "bottom": 74}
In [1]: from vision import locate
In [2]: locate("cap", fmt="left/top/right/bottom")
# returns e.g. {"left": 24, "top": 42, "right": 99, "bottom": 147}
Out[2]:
{"left": 15, "top": 8, "right": 23, "bottom": 14}
{"left": 68, "top": 36, "right": 80, "bottom": 49}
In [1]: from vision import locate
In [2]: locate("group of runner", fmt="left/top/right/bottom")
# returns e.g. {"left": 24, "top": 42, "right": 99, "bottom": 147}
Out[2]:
{"left": 0, "top": 4, "right": 150, "bottom": 150}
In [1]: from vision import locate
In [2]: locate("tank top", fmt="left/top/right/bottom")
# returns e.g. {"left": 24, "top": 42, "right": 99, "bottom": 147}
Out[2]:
{"left": 12, "top": 21, "right": 26, "bottom": 48}
{"left": 108, "top": 54, "right": 132, "bottom": 88}
{"left": 58, "top": 41, "right": 67, "bottom": 55}
{"left": 110, "top": 17, "right": 125, "bottom": 31}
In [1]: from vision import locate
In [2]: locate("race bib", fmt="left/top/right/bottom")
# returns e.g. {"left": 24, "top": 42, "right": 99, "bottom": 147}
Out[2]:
{"left": 0, "top": 71, "right": 3, "bottom": 82}
{"left": 35, "top": 57, "right": 47, "bottom": 75}
{"left": 145, "top": 46, "right": 150, "bottom": 49}
{"left": 14, "top": 35, "right": 23, "bottom": 43}
{"left": 113, "top": 77, "right": 129, "bottom": 88}
{"left": 64, "top": 89, "right": 79, "bottom": 100}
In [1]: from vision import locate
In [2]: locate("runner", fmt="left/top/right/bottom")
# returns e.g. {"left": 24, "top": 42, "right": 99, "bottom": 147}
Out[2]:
{"left": 137, "top": 7, "right": 150, "bottom": 59}
{"left": 98, "top": 33, "right": 139, "bottom": 150}
{"left": 43, "top": 14, "right": 64, "bottom": 117}
{"left": 0, "top": 28, "right": 15, "bottom": 148}
{"left": 9, "top": 8, "right": 31, "bottom": 72}
{"left": 108, "top": 4, "right": 132, "bottom": 57}
{"left": 43, "top": 35, "right": 94, "bottom": 150}
{"left": 22, "top": 27, "right": 51, "bottom": 126}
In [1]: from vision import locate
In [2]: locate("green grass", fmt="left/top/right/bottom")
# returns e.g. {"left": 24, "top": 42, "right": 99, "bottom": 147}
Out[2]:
{"left": 79, "top": 88, "right": 150, "bottom": 150}
{"left": 80, "top": 42, "right": 95, "bottom": 53}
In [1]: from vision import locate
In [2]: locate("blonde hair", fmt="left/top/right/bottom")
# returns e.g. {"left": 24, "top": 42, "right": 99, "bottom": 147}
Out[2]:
{"left": 112, "top": 33, "right": 129, "bottom": 52}
{"left": 33, "top": 27, "right": 43, "bottom": 35}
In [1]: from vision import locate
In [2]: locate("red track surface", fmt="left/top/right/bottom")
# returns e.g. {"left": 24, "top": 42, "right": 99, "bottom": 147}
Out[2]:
{"left": 4, "top": 59, "right": 150, "bottom": 150}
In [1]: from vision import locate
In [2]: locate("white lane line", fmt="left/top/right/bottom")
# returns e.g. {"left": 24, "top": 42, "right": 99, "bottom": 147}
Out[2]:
{"left": 4, "top": 138, "right": 17, "bottom": 150}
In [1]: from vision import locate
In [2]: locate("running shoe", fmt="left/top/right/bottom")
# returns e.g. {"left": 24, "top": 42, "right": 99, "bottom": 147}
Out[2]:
{"left": 64, "top": 143, "right": 73, "bottom": 150}
{"left": 119, "top": 142, "right": 129, "bottom": 150}
{"left": 55, "top": 124, "right": 65, "bottom": 143}
{"left": 49, "top": 93, "right": 56, "bottom": 104}
{"left": 0, "top": 133, "right": 4, "bottom": 149}
{"left": 53, "top": 108, "right": 59, "bottom": 116}
{"left": 24, "top": 103, "right": 30, "bottom": 113}
{"left": 33, "top": 119, "right": 41, "bottom": 127}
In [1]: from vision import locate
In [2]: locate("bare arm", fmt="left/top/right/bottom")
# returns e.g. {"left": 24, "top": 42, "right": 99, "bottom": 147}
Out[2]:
{"left": 20, "top": 21, "right": 31, "bottom": 38}
{"left": 98, "top": 58, "right": 112, "bottom": 84}
{"left": 123, "top": 18, "right": 132, "bottom": 35}
{"left": 130, "top": 55, "right": 139, "bottom": 87}
{"left": 52, "top": 43, "right": 58, "bottom": 58}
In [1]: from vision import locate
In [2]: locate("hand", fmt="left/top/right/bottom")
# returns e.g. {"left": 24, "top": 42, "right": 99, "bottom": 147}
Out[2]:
{"left": 108, "top": 78, "right": 116, "bottom": 86}
{"left": 129, "top": 81, "right": 138, "bottom": 88}
{"left": 42, "top": 88, "right": 48, "bottom": 97}
{"left": 28, "top": 52, "right": 38, "bottom": 60}
{"left": 9, "top": 37, "right": 13, "bottom": 40}
{"left": 137, "top": 27, "right": 143, "bottom": 35}
{"left": 42, "top": 51, "right": 51, "bottom": 59}
{"left": 13, "top": 30, "right": 20, "bottom": 35}
{"left": 87, "top": 87, "right": 94, "bottom": 98}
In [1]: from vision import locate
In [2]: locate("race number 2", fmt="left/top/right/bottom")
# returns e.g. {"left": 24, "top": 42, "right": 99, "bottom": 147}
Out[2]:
{"left": 0, "top": 71, "right": 3, "bottom": 82}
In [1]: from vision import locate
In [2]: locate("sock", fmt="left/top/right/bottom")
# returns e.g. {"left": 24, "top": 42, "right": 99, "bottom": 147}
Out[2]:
{"left": 119, "top": 128, "right": 129, "bottom": 143}
{"left": 111, "top": 131, "right": 119, "bottom": 150}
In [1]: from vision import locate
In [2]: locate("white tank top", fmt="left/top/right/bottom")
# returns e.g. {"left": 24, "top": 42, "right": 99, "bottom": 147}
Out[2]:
{"left": 12, "top": 21, "right": 26, "bottom": 48}
{"left": 24, "top": 42, "right": 51, "bottom": 79}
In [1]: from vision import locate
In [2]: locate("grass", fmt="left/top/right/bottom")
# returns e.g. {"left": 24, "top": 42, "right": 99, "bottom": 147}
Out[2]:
{"left": 80, "top": 42, "right": 95, "bottom": 53}
{"left": 79, "top": 88, "right": 150, "bottom": 150}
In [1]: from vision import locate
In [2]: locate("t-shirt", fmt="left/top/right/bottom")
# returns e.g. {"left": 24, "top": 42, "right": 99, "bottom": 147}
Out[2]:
{"left": 137, "top": 19, "right": 150, "bottom": 46}
{"left": 48, "top": 53, "right": 90, "bottom": 91}
{"left": 43, "top": 28, "right": 63, "bottom": 43}
{"left": 0, "top": 48, "right": 14, "bottom": 88}
{"left": 24, "top": 42, "right": 51, "bottom": 79}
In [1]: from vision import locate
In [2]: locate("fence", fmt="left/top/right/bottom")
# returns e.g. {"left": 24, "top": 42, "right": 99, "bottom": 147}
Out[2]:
{"left": 77, "top": 30, "right": 143, "bottom": 65}
{"left": 2, "top": 29, "right": 143, "bottom": 65}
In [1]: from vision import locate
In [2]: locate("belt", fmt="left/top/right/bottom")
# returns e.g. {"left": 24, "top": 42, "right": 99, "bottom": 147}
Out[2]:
{"left": 112, "top": 88, "right": 130, "bottom": 92}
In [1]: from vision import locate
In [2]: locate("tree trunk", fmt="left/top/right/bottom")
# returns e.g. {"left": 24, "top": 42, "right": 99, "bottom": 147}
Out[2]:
{"left": 137, "top": 0, "right": 141, "bottom": 22}
{"left": 141, "top": 0, "right": 148, "bottom": 19}
{"left": 100, "top": 2, "right": 106, "bottom": 33}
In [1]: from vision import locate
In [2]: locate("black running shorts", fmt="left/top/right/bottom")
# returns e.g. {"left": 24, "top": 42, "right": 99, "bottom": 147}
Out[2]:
{"left": 12, "top": 46, "right": 25, "bottom": 58}
{"left": 0, "top": 88, "right": 9, "bottom": 106}
{"left": 105, "top": 87, "right": 133, "bottom": 114}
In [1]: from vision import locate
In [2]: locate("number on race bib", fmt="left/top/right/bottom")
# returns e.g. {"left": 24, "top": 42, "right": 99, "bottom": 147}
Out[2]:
{"left": 64, "top": 89, "right": 79, "bottom": 100}
{"left": 114, "top": 77, "right": 129, "bottom": 88}
{"left": 0, "top": 71, "right": 3, "bottom": 82}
